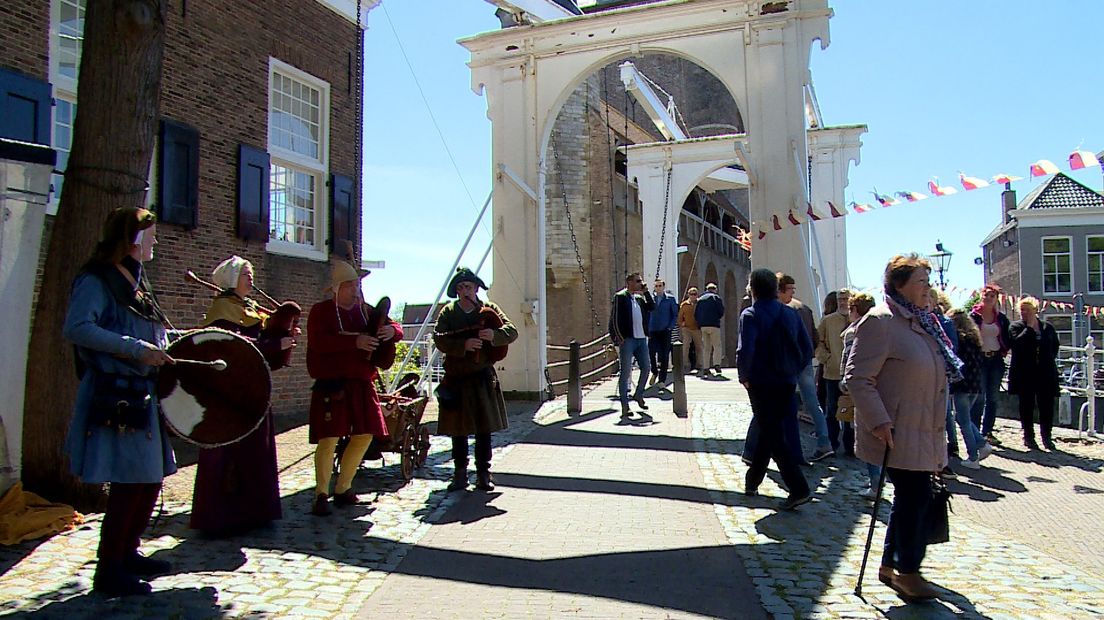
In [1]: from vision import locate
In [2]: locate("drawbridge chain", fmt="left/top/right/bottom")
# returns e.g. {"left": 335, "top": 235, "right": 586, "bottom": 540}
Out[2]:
{"left": 653, "top": 164, "right": 672, "bottom": 283}
{"left": 550, "top": 130, "right": 602, "bottom": 332}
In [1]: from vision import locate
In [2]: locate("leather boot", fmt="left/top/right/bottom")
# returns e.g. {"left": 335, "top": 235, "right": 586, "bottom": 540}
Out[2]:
{"left": 93, "top": 560, "right": 152, "bottom": 597}
{"left": 123, "top": 551, "right": 171, "bottom": 579}
{"left": 891, "top": 572, "right": 938, "bottom": 602}
{"left": 476, "top": 470, "right": 495, "bottom": 491}
{"left": 878, "top": 566, "right": 896, "bottom": 588}
{"left": 447, "top": 467, "right": 468, "bottom": 492}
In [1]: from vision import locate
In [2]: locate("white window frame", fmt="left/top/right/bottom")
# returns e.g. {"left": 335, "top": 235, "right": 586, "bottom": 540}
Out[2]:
{"left": 1087, "top": 235, "right": 1104, "bottom": 294}
{"left": 48, "top": 0, "right": 85, "bottom": 215}
{"left": 1041, "top": 235, "right": 1073, "bottom": 295}
{"left": 266, "top": 58, "right": 329, "bottom": 262}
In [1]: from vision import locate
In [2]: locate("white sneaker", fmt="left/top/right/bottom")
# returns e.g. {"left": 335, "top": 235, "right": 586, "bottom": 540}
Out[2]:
{"left": 959, "top": 458, "right": 981, "bottom": 470}
{"left": 860, "top": 486, "right": 877, "bottom": 499}
{"left": 978, "top": 442, "right": 993, "bottom": 461}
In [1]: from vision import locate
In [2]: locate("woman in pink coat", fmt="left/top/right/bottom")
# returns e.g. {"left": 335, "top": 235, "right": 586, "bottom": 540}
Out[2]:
{"left": 845, "top": 254, "right": 963, "bottom": 603}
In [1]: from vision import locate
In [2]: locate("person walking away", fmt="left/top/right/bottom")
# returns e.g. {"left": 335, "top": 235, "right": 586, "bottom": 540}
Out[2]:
{"left": 1007, "top": 296, "right": 1060, "bottom": 451}
{"left": 695, "top": 282, "right": 725, "bottom": 376}
{"left": 609, "top": 272, "right": 655, "bottom": 419}
{"left": 970, "top": 284, "right": 1011, "bottom": 444}
{"left": 779, "top": 273, "right": 834, "bottom": 462}
{"left": 947, "top": 308, "right": 993, "bottom": 468}
{"left": 837, "top": 292, "right": 878, "bottom": 496}
{"left": 677, "top": 287, "right": 703, "bottom": 374}
{"left": 306, "top": 260, "right": 403, "bottom": 516}
{"left": 64, "top": 208, "right": 176, "bottom": 596}
{"left": 817, "top": 288, "right": 852, "bottom": 455}
{"left": 846, "top": 254, "right": 963, "bottom": 602}
{"left": 647, "top": 279, "right": 679, "bottom": 386}
{"left": 434, "top": 268, "right": 519, "bottom": 491}
{"left": 737, "top": 269, "right": 814, "bottom": 511}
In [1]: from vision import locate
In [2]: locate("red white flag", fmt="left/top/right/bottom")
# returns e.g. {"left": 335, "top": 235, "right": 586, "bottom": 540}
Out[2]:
{"left": 850, "top": 201, "right": 874, "bottom": 214}
{"left": 959, "top": 173, "right": 989, "bottom": 190}
{"left": 827, "top": 201, "right": 846, "bottom": 218}
{"left": 895, "top": 191, "right": 928, "bottom": 202}
{"left": 772, "top": 214, "right": 783, "bottom": 231}
{"left": 928, "top": 179, "right": 958, "bottom": 197}
{"left": 1030, "top": 159, "right": 1060, "bottom": 177}
{"left": 806, "top": 203, "right": 823, "bottom": 221}
{"left": 872, "top": 191, "right": 900, "bottom": 207}
{"left": 758, "top": 229, "right": 767, "bottom": 240}
{"left": 1069, "top": 150, "right": 1100, "bottom": 170}
{"left": 787, "top": 210, "right": 803, "bottom": 226}
{"left": 991, "top": 173, "right": 1023, "bottom": 185}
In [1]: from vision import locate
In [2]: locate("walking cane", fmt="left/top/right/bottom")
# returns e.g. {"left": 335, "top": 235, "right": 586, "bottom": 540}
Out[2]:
{"left": 854, "top": 443, "right": 891, "bottom": 598}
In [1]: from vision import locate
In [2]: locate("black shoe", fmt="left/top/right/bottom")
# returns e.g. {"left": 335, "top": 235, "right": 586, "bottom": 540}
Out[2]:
{"left": 447, "top": 469, "right": 469, "bottom": 492}
{"left": 940, "top": 465, "right": 957, "bottom": 479}
{"left": 310, "top": 493, "right": 332, "bottom": 516}
{"left": 1024, "top": 437, "right": 1040, "bottom": 451}
{"left": 780, "top": 493, "right": 812, "bottom": 511}
{"left": 476, "top": 471, "right": 495, "bottom": 491}
{"left": 634, "top": 397, "right": 649, "bottom": 410}
{"left": 93, "top": 562, "right": 151, "bottom": 597}
{"left": 123, "top": 552, "right": 171, "bottom": 579}
{"left": 333, "top": 489, "right": 365, "bottom": 507}
{"left": 1042, "top": 438, "right": 1057, "bottom": 451}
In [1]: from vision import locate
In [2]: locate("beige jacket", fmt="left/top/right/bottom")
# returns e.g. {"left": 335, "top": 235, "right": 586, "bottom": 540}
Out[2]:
{"left": 844, "top": 298, "right": 948, "bottom": 472}
{"left": 816, "top": 312, "right": 849, "bottom": 380}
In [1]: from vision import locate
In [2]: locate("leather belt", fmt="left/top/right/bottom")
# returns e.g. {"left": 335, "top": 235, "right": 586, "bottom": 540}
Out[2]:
{"left": 983, "top": 351, "right": 1000, "bottom": 357}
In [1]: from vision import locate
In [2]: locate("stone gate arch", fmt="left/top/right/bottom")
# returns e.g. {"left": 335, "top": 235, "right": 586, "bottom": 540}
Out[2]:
{"left": 460, "top": 0, "right": 831, "bottom": 395}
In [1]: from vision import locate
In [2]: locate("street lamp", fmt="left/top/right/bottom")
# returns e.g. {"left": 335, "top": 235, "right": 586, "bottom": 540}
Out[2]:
{"left": 929, "top": 241, "right": 953, "bottom": 290}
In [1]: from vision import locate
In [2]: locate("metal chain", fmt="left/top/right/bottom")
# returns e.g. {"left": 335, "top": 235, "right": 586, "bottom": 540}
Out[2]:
{"left": 353, "top": 0, "right": 363, "bottom": 259}
{"left": 653, "top": 164, "right": 672, "bottom": 282}
{"left": 550, "top": 130, "right": 602, "bottom": 332}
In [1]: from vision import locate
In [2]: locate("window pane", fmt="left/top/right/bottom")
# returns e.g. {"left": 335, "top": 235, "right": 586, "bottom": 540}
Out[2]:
{"left": 1089, "top": 237, "right": 1104, "bottom": 252}
{"left": 269, "top": 163, "right": 317, "bottom": 248}
{"left": 269, "top": 69, "right": 322, "bottom": 162}
{"left": 57, "top": 0, "right": 86, "bottom": 82}
{"left": 1043, "top": 238, "right": 1068, "bottom": 253}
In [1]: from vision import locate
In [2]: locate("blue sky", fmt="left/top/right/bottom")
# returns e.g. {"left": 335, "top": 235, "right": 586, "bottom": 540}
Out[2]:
{"left": 361, "top": 0, "right": 1104, "bottom": 311}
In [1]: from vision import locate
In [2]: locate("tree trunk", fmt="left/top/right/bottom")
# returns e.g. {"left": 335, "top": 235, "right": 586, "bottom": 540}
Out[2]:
{"left": 22, "top": 0, "right": 166, "bottom": 510}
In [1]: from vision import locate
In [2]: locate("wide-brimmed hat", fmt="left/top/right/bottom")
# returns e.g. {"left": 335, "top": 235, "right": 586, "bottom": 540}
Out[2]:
{"left": 324, "top": 259, "right": 369, "bottom": 295}
{"left": 447, "top": 267, "right": 488, "bottom": 298}
{"left": 211, "top": 255, "right": 252, "bottom": 290}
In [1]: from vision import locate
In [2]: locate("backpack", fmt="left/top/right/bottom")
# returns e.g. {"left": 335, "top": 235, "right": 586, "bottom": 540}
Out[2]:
{"left": 761, "top": 307, "right": 805, "bottom": 379}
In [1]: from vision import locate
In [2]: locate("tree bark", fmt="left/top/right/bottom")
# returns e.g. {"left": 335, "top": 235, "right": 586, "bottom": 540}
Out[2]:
{"left": 22, "top": 0, "right": 166, "bottom": 510}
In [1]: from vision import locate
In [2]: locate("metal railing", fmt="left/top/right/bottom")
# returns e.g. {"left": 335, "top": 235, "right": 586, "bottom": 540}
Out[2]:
{"left": 545, "top": 333, "right": 618, "bottom": 411}
{"left": 1058, "top": 336, "right": 1099, "bottom": 439}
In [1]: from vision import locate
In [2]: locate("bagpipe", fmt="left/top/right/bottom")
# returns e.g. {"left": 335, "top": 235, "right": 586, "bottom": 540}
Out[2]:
{"left": 361, "top": 295, "right": 397, "bottom": 370}
{"left": 186, "top": 270, "right": 301, "bottom": 370}
{"left": 437, "top": 303, "right": 509, "bottom": 366}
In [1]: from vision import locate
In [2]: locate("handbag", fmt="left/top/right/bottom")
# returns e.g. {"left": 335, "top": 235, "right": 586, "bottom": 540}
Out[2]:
{"left": 926, "top": 473, "right": 952, "bottom": 545}
{"left": 89, "top": 373, "right": 153, "bottom": 431}
{"left": 835, "top": 392, "right": 855, "bottom": 422}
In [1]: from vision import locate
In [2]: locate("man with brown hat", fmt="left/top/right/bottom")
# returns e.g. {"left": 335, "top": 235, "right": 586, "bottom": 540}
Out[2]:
{"left": 305, "top": 259, "right": 402, "bottom": 516}
{"left": 434, "top": 267, "right": 518, "bottom": 492}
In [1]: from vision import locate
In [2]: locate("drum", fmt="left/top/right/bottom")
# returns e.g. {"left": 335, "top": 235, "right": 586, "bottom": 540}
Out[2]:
{"left": 157, "top": 328, "right": 271, "bottom": 448}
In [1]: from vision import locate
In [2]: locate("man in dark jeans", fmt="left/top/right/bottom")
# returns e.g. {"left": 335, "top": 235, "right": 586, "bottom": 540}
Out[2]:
{"left": 737, "top": 268, "right": 813, "bottom": 511}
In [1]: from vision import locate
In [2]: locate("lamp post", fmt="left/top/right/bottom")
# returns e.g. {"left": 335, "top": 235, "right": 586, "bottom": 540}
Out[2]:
{"left": 930, "top": 241, "right": 953, "bottom": 290}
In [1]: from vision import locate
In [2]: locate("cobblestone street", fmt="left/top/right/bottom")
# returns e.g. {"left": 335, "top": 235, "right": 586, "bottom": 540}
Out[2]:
{"left": 1, "top": 374, "right": 1102, "bottom": 618}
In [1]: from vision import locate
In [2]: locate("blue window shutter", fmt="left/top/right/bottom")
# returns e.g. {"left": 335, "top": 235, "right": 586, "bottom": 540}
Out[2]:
{"left": 157, "top": 119, "right": 200, "bottom": 229}
{"left": 0, "top": 68, "right": 52, "bottom": 145}
{"left": 237, "top": 144, "right": 270, "bottom": 241}
{"left": 329, "top": 172, "right": 355, "bottom": 253}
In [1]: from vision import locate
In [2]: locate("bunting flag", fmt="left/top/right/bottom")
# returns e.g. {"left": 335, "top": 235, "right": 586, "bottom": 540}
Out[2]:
{"left": 1030, "top": 159, "right": 1060, "bottom": 177}
{"left": 872, "top": 191, "right": 900, "bottom": 207}
{"left": 959, "top": 173, "right": 989, "bottom": 190}
{"left": 992, "top": 173, "right": 1023, "bottom": 185}
{"left": 806, "top": 202, "right": 823, "bottom": 221}
{"left": 850, "top": 201, "right": 874, "bottom": 213}
{"left": 787, "top": 210, "right": 802, "bottom": 226}
{"left": 758, "top": 229, "right": 767, "bottom": 240}
{"left": 928, "top": 179, "right": 958, "bottom": 197}
{"left": 771, "top": 214, "right": 783, "bottom": 231}
{"left": 827, "top": 200, "right": 846, "bottom": 218}
{"left": 896, "top": 190, "right": 928, "bottom": 202}
{"left": 1070, "top": 150, "right": 1101, "bottom": 170}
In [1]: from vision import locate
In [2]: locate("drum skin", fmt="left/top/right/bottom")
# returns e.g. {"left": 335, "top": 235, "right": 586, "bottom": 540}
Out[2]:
{"left": 158, "top": 328, "right": 271, "bottom": 448}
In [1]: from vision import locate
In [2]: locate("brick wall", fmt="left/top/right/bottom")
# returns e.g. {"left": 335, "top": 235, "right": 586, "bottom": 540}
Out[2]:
{"left": 2, "top": 1, "right": 363, "bottom": 421}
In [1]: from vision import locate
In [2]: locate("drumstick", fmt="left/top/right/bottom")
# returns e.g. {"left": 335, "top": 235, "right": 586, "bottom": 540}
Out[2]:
{"left": 174, "top": 358, "right": 228, "bottom": 371}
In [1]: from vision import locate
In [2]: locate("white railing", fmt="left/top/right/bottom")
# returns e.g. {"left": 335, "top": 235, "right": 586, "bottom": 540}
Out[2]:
{"left": 1058, "top": 336, "right": 1099, "bottom": 439}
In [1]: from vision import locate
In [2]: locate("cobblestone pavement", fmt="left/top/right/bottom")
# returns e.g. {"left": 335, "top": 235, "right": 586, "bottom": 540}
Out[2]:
{"left": 2, "top": 373, "right": 1103, "bottom": 619}
{"left": 695, "top": 396, "right": 1104, "bottom": 619}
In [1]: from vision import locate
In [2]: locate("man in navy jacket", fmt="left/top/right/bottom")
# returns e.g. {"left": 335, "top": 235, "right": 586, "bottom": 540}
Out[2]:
{"left": 694, "top": 282, "right": 725, "bottom": 375}
{"left": 647, "top": 278, "right": 679, "bottom": 386}
{"left": 736, "top": 268, "right": 813, "bottom": 511}
{"left": 609, "top": 272, "right": 655, "bottom": 419}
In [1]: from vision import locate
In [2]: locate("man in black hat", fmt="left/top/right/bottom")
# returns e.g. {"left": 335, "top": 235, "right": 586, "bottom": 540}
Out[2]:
{"left": 433, "top": 268, "right": 518, "bottom": 491}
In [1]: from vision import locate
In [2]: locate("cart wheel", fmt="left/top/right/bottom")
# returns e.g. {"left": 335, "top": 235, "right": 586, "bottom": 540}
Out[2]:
{"left": 400, "top": 423, "right": 416, "bottom": 481}
{"left": 416, "top": 425, "right": 431, "bottom": 468}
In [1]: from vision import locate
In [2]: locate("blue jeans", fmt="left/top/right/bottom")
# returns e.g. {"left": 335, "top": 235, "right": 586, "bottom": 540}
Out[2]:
{"left": 618, "top": 338, "right": 650, "bottom": 405}
{"left": 971, "top": 356, "right": 1005, "bottom": 436}
{"left": 742, "top": 404, "right": 804, "bottom": 465}
{"left": 953, "top": 392, "right": 985, "bottom": 460}
{"left": 797, "top": 363, "right": 831, "bottom": 450}
{"left": 648, "top": 330, "right": 672, "bottom": 382}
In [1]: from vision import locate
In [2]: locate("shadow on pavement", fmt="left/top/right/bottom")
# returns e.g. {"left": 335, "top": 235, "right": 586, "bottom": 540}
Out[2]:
{"left": 994, "top": 445, "right": 1104, "bottom": 473}
{"left": 0, "top": 585, "right": 224, "bottom": 619}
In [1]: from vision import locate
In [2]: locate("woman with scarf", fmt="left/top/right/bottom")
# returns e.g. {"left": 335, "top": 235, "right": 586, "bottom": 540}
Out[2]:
{"left": 845, "top": 254, "right": 963, "bottom": 603}
{"left": 190, "top": 256, "right": 298, "bottom": 535}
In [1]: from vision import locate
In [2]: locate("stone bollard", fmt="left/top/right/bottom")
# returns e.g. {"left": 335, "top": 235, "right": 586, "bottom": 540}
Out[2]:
{"left": 568, "top": 340, "right": 582, "bottom": 414}
{"left": 672, "top": 341, "right": 688, "bottom": 417}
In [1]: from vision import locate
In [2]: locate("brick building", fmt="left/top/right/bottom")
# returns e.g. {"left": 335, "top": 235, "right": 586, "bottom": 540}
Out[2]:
{"left": 0, "top": 0, "right": 372, "bottom": 424}
{"left": 543, "top": 53, "right": 751, "bottom": 379}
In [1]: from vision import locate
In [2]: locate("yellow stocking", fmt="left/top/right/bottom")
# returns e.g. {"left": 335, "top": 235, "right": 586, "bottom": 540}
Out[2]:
{"left": 314, "top": 437, "right": 338, "bottom": 496}
{"left": 335, "top": 434, "right": 373, "bottom": 494}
